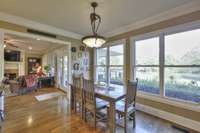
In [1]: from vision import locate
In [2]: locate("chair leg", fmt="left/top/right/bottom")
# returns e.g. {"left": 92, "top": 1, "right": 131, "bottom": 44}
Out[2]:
{"left": 124, "top": 115, "right": 127, "bottom": 133}
{"left": 74, "top": 100, "right": 76, "bottom": 113}
{"left": 132, "top": 112, "right": 136, "bottom": 128}
{"left": 74, "top": 99, "right": 78, "bottom": 113}
{"left": 94, "top": 111, "right": 97, "bottom": 129}
{"left": 84, "top": 108, "right": 87, "bottom": 122}
{"left": 81, "top": 102, "right": 84, "bottom": 119}
{"left": 71, "top": 101, "right": 74, "bottom": 112}
{"left": 106, "top": 107, "right": 109, "bottom": 127}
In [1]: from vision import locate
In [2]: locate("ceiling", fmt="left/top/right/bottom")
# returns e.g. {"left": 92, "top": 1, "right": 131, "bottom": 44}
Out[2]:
{"left": 0, "top": 0, "right": 197, "bottom": 36}
{"left": 5, "top": 34, "right": 65, "bottom": 55}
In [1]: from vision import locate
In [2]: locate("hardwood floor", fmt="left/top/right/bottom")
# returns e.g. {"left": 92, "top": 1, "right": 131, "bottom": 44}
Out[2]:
{"left": 0, "top": 88, "right": 194, "bottom": 133}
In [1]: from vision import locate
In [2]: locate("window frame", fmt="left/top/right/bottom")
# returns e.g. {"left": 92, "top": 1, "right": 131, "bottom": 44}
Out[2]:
{"left": 95, "top": 40, "right": 125, "bottom": 86}
{"left": 133, "top": 35, "right": 161, "bottom": 95}
{"left": 95, "top": 47, "right": 109, "bottom": 84}
{"left": 163, "top": 28, "right": 200, "bottom": 102}
{"left": 131, "top": 20, "right": 200, "bottom": 104}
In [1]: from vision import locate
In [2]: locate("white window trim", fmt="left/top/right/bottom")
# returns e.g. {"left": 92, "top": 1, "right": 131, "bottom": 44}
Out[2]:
{"left": 94, "top": 39, "right": 126, "bottom": 86}
{"left": 130, "top": 20, "right": 200, "bottom": 109}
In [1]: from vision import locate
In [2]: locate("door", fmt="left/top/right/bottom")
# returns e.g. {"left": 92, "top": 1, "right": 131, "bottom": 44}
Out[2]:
{"left": 63, "top": 56, "right": 68, "bottom": 88}
{"left": 56, "top": 55, "right": 68, "bottom": 91}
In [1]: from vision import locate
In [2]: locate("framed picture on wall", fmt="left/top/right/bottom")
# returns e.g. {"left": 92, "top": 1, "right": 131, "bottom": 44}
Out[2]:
{"left": 78, "top": 52, "right": 82, "bottom": 58}
{"left": 80, "top": 46, "right": 85, "bottom": 51}
{"left": 72, "top": 54, "right": 76, "bottom": 60}
{"left": 27, "top": 57, "right": 41, "bottom": 74}
{"left": 71, "top": 47, "right": 77, "bottom": 52}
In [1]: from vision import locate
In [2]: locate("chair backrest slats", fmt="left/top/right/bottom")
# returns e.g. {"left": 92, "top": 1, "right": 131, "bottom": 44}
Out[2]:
{"left": 72, "top": 75, "right": 82, "bottom": 96}
{"left": 125, "top": 79, "right": 138, "bottom": 111}
{"left": 83, "top": 79, "right": 95, "bottom": 104}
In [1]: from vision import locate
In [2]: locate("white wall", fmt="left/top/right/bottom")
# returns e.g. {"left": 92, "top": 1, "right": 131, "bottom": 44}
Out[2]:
{"left": 19, "top": 51, "right": 25, "bottom": 76}
{"left": 0, "top": 32, "right": 4, "bottom": 80}
{"left": 42, "top": 54, "right": 48, "bottom": 72}
{"left": 70, "top": 44, "right": 91, "bottom": 79}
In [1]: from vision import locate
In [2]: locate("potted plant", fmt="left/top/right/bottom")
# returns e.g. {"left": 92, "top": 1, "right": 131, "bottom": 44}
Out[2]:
{"left": 44, "top": 64, "right": 51, "bottom": 76}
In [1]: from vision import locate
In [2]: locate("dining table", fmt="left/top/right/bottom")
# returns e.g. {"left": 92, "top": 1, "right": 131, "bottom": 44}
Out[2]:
{"left": 95, "top": 85, "right": 126, "bottom": 133}
{"left": 70, "top": 84, "right": 126, "bottom": 133}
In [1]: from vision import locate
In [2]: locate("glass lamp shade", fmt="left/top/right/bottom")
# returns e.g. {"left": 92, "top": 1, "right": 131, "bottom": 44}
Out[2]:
{"left": 82, "top": 35, "right": 106, "bottom": 48}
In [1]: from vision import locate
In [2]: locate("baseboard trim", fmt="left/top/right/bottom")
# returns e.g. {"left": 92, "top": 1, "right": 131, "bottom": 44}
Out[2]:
{"left": 56, "top": 88, "right": 67, "bottom": 94}
{"left": 136, "top": 103, "right": 200, "bottom": 132}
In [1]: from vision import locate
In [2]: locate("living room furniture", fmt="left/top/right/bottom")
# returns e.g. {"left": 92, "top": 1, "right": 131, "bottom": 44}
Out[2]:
{"left": 9, "top": 75, "right": 38, "bottom": 95}
{"left": 38, "top": 76, "right": 54, "bottom": 88}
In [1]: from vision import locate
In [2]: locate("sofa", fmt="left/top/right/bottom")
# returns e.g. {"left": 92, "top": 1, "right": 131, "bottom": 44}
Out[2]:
{"left": 9, "top": 75, "right": 38, "bottom": 95}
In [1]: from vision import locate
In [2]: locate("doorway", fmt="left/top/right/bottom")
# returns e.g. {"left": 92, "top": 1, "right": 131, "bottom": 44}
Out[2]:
{"left": 55, "top": 47, "right": 69, "bottom": 92}
{"left": 1, "top": 29, "right": 71, "bottom": 94}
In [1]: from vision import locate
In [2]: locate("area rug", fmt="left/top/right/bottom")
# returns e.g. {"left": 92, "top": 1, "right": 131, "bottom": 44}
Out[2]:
{"left": 35, "top": 92, "right": 65, "bottom": 101}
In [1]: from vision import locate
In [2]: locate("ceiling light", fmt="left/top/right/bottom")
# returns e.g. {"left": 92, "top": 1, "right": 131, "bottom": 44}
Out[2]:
{"left": 28, "top": 46, "right": 32, "bottom": 50}
{"left": 82, "top": 2, "right": 106, "bottom": 48}
{"left": 36, "top": 38, "right": 40, "bottom": 41}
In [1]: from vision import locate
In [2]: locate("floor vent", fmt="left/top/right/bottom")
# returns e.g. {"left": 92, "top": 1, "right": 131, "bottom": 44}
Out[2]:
{"left": 27, "top": 29, "right": 57, "bottom": 38}
{"left": 172, "top": 125, "right": 189, "bottom": 133}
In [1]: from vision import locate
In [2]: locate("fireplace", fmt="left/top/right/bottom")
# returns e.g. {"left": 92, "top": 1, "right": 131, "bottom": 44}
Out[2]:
{"left": 5, "top": 73, "right": 17, "bottom": 80}
{"left": 4, "top": 69, "right": 19, "bottom": 80}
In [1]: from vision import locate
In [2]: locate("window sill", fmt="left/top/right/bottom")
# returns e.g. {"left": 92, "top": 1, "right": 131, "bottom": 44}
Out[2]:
{"left": 137, "top": 91, "right": 200, "bottom": 113}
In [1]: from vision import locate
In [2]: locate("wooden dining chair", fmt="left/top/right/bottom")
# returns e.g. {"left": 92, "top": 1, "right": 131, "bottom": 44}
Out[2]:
{"left": 108, "top": 79, "right": 138, "bottom": 133}
{"left": 83, "top": 78, "right": 108, "bottom": 129}
{"left": 72, "top": 74, "right": 83, "bottom": 117}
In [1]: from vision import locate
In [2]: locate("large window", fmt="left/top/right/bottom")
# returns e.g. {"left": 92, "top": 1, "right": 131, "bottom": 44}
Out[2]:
{"left": 135, "top": 37, "right": 160, "bottom": 94}
{"left": 96, "top": 48, "right": 107, "bottom": 85}
{"left": 164, "top": 29, "right": 200, "bottom": 103}
{"left": 132, "top": 25, "right": 200, "bottom": 103}
{"left": 109, "top": 45, "right": 124, "bottom": 86}
{"left": 96, "top": 43, "right": 124, "bottom": 86}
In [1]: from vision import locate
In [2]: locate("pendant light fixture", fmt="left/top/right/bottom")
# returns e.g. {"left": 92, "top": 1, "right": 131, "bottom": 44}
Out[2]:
{"left": 82, "top": 2, "right": 106, "bottom": 48}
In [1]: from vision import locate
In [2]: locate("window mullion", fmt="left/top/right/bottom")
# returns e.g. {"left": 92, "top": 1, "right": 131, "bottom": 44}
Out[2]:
{"left": 107, "top": 47, "right": 110, "bottom": 86}
{"left": 159, "top": 33, "right": 165, "bottom": 97}
{"left": 134, "top": 65, "right": 159, "bottom": 67}
{"left": 165, "top": 65, "right": 200, "bottom": 67}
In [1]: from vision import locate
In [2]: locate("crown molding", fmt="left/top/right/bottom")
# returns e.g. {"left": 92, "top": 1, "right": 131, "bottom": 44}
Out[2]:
{"left": 0, "top": 12, "right": 83, "bottom": 39}
{"left": 105, "top": 1, "right": 200, "bottom": 37}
